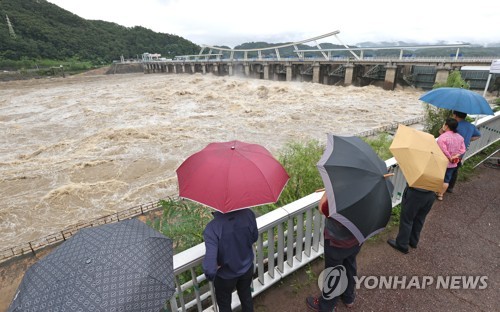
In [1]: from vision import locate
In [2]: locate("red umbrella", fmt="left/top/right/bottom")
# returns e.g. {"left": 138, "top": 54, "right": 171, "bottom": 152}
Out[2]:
{"left": 176, "top": 140, "right": 289, "bottom": 213}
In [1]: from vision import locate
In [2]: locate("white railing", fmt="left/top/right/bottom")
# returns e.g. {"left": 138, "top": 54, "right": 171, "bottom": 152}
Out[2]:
{"left": 168, "top": 112, "right": 500, "bottom": 312}
{"left": 145, "top": 56, "right": 500, "bottom": 64}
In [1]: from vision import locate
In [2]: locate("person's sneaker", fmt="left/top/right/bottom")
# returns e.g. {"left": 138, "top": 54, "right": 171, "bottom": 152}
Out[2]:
{"left": 306, "top": 296, "right": 336, "bottom": 311}
{"left": 343, "top": 300, "right": 354, "bottom": 308}
{"left": 341, "top": 296, "right": 354, "bottom": 308}
{"left": 446, "top": 188, "right": 454, "bottom": 193}
{"left": 306, "top": 296, "right": 320, "bottom": 311}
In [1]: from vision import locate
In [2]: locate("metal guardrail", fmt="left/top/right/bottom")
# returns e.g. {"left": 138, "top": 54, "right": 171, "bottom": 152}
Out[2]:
{"left": 167, "top": 112, "right": 500, "bottom": 312}
{"left": 0, "top": 201, "right": 161, "bottom": 263}
{"left": 142, "top": 56, "right": 500, "bottom": 64}
{"left": 355, "top": 116, "right": 425, "bottom": 138}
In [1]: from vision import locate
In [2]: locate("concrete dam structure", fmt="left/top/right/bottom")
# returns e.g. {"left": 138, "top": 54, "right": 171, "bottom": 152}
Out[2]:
{"left": 138, "top": 31, "right": 499, "bottom": 91}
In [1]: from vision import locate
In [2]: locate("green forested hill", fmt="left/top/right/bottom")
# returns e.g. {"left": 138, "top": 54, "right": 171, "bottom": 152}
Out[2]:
{"left": 0, "top": 0, "right": 200, "bottom": 63}
{"left": 1, "top": 0, "right": 499, "bottom": 67}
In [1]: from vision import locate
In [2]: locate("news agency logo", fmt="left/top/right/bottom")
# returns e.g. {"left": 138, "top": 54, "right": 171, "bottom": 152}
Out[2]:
{"left": 354, "top": 275, "right": 488, "bottom": 290}
{"left": 317, "top": 270, "right": 489, "bottom": 295}
{"left": 317, "top": 265, "right": 348, "bottom": 299}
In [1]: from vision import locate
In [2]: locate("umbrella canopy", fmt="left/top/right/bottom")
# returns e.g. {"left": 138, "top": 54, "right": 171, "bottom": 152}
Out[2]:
{"left": 176, "top": 140, "right": 289, "bottom": 213}
{"left": 419, "top": 87, "right": 494, "bottom": 115}
{"left": 317, "top": 134, "right": 394, "bottom": 243}
{"left": 389, "top": 124, "right": 449, "bottom": 193}
{"left": 8, "top": 219, "right": 175, "bottom": 312}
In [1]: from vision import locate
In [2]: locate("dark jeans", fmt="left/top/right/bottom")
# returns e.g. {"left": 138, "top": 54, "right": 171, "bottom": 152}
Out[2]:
{"left": 396, "top": 186, "right": 436, "bottom": 249}
{"left": 214, "top": 265, "right": 254, "bottom": 312}
{"left": 319, "top": 242, "right": 361, "bottom": 311}
{"left": 448, "top": 161, "right": 462, "bottom": 190}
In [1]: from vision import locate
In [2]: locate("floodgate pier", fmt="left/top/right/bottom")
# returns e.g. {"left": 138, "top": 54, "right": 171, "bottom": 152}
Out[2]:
{"left": 137, "top": 31, "right": 500, "bottom": 91}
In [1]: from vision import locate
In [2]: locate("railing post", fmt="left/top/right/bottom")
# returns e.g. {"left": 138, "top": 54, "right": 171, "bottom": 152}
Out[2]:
{"left": 312, "top": 210, "right": 322, "bottom": 252}
{"left": 257, "top": 234, "right": 265, "bottom": 285}
{"left": 190, "top": 268, "right": 202, "bottom": 311}
{"left": 277, "top": 223, "right": 285, "bottom": 273}
{"left": 267, "top": 228, "right": 275, "bottom": 278}
{"left": 286, "top": 218, "right": 294, "bottom": 267}
{"left": 295, "top": 214, "right": 304, "bottom": 262}
{"left": 304, "top": 209, "right": 313, "bottom": 257}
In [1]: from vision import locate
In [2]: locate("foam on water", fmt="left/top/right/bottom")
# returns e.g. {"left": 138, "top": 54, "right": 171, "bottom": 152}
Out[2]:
{"left": 0, "top": 73, "right": 427, "bottom": 250}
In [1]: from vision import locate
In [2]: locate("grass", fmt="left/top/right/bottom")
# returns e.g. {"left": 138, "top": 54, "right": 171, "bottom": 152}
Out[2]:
{"left": 146, "top": 198, "right": 212, "bottom": 253}
{"left": 0, "top": 58, "right": 97, "bottom": 71}
{"left": 362, "top": 132, "right": 393, "bottom": 160}
{"left": 458, "top": 140, "right": 500, "bottom": 181}
{"left": 147, "top": 135, "right": 498, "bottom": 251}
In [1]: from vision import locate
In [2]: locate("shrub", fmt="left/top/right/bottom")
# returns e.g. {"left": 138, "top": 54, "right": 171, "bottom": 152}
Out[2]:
{"left": 255, "top": 140, "right": 325, "bottom": 215}
{"left": 422, "top": 104, "right": 452, "bottom": 137}
{"left": 147, "top": 198, "right": 212, "bottom": 252}
{"left": 362, "top": 132, "right": 393, "bottom": 160}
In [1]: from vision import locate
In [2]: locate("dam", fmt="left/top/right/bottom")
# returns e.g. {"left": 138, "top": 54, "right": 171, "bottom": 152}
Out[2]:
{"left": 137, "top": 31, "right": 500, "bottom": 91}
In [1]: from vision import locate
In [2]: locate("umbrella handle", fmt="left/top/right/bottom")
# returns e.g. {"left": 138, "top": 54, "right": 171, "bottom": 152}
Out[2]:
{"left": 383, "top": 173, "right": 394, "bottom": 178}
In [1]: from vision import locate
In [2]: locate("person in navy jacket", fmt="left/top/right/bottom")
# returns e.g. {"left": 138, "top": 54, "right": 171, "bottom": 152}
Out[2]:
{"left": 203, "top": 209, "right": 258, "bottom": 312}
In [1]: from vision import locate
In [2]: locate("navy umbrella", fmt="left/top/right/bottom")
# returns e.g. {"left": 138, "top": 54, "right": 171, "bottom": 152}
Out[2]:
{"left": 317, "top": 134, "right": 394, "bottom": 243}
{"left": 419, "top": 87, "right": 494, "bottom": 115}
{"left": 8, "top": 219, "right": 175, "bottom": 312}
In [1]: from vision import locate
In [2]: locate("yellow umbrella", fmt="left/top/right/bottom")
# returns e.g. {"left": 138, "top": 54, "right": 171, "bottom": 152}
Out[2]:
{"left": 389, "top": 124, "right": 448, "bottom": 192}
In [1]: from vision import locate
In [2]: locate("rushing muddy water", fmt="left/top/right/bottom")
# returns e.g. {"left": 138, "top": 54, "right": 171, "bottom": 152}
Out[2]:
{"left": 0, "top": 72, "right": 429, "bottom": 250}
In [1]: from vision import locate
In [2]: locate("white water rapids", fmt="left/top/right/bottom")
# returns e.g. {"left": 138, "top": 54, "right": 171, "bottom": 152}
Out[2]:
{"left": 0, "top": 72, "right": 427, "bottom": 251}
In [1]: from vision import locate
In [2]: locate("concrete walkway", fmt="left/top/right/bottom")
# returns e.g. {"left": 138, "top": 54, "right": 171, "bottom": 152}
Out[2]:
{"left": 253, "top": 163, "right": 499, "bottom": 312}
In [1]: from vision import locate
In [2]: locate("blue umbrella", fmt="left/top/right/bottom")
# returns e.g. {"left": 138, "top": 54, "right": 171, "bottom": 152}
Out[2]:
{"left": 419, "top": 87, "right": 494, "bottom": 115}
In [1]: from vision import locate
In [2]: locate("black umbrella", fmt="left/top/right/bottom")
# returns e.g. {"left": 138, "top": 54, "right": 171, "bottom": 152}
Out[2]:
{"left": 317, "top": 134, "right": 394, "bottom": 243}
{"left": 8, "top": 219, "right": 175, "bottom": 312}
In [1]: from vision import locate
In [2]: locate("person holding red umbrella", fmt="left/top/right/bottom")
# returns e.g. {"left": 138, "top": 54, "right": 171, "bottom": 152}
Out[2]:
{"left": 177, "top": 140, "right": 289, "bottom": 312}
{"left": 203, "top": 209, "right": 258, "bottom": 312}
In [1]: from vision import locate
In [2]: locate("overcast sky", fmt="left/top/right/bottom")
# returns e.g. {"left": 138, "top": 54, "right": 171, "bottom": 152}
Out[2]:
{"left": 48, "top": 0, "right": 499, "bottom": 48}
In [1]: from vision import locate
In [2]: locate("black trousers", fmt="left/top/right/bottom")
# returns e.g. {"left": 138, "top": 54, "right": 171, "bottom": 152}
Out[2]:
{"left": 319, "top": 242, "right": 361, "bottom": 311}
{"left": 396, "top": 186, "right": 436, "bottom": 249}
{"left": 214, "top": 265, "right": 254, "bottom": 312}
{"left": 448, "top": 160, "right": 462, "bottom": 190}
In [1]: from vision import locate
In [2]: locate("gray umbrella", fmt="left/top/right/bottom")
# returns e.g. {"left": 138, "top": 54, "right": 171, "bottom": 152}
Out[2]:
{"left": 8, "top": 219, "right": 175, "bottom": 312}
{"left": 317, "top": 134, "right": 394, "bottom": 243}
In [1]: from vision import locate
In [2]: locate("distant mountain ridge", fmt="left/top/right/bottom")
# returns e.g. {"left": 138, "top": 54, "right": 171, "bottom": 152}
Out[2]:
{"left": 0, "top": 0, "right": 200, "bottom": 63}
{"left": 1, "top": 0, "right": 499, "bottom": 64}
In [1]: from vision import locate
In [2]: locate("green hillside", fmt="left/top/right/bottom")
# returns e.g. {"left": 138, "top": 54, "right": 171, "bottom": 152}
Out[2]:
{"left": 1, "top": 0, "right": 498, "bottom": 70}
{"left": 0, "top": 0, "right": 200, "bottom": 64}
